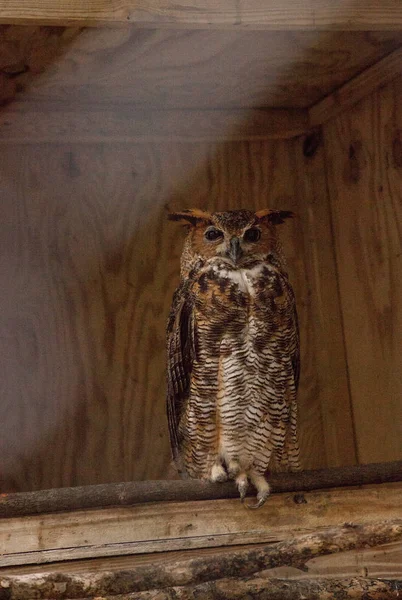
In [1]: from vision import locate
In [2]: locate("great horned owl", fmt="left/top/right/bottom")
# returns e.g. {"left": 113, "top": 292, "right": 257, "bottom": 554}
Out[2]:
{"left": 166, "top": 208, "right": 300, "bottom": 508}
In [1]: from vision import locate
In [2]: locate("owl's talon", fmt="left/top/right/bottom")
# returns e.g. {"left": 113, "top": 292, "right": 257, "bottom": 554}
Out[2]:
{"left": 236, "top": 471, "right": 248, "bottom": 502}
{"left": 245, "top": 494, "right": 269, "bottom": 509}
{"left": 246, "top": 473, "right": 270, "bottom": 509}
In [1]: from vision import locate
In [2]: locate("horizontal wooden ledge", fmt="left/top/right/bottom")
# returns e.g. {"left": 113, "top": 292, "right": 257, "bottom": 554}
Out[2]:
{"left": 0, "top": 485, "right": 402, "bottom": 567}
{"left": 0, "top": 460, "right": 401, "bottom": 518}
{"left": 1, "top": 521, "right": 402, "bottom": 596}
{"left": 0, "top": 107, "right": 309, "bottom": 143}
{"left": 1, "top": 0, "right": 402, "bottom": 29}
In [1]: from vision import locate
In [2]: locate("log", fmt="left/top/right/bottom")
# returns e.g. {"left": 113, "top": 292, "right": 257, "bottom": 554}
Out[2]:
{"left": 0, "top": 461, "right": 401, "bottom": 518}
{"left": 88, "top": 578, "right": 402, "bottom": 600}
{"left": 1, "top": 520, "right": 402, "bottom": 598}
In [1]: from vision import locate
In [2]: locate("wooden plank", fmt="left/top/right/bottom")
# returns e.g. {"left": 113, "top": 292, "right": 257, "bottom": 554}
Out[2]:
{"left": 0, "top": 139, "right": 329, "bottom": 492}
{"left": 0, "top": 484, "right": 401, "bottom": 567}
{"left": 3, "top": 538, "right": 402, "bottom": 581}
{"left": 1, "top": 0, "right": 402, "bottom": 29}
{"left": 323, "top": 76, "right": 402, "bottom": 463}
{"left": 312, "top": 0, "right": 402, "bottom": 31}
{"left": 0, "top": 107, "right": 309, "bottom": 143}
{"left": 1, "top": 462, "right": 401, "bottom": 518}
{"left": 6, "top": 27, "right": 402, "bottom": 110}
{"left": 310, "top": 45, "right": 402, "bottom": 127}
{"left": 299, "top": 540, "right": 402, "bottom": 579}
{"left": 291, "top": 133, "right": 357, "bottom": 467}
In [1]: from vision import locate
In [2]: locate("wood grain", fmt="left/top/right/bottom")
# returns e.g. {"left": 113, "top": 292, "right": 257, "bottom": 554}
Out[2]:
{"left": 3, "top": 538, "right": 402, "bottom": 581}
{"left": 0, "top": 139, "right": 338, "bottom": 492}
{"left": 310, "top": 46, "right": 402, "bottom": 127}
{"left": 1, "top": 0, "right": 402, "bottom": 29}
{"left": 324, "top": 75, "right": 402, "bottom": 463}
{"left": 1, "top": 484, "right": 402, "bottom": 567}
{"left": 0, "top": 106, "right": 309, "bottom": 142}
{"left": 292, "top": 133, "right": 357, "bottom": 467}
{"left": 0, "top": 142, "right": 178, "bottom": 491}
{"left": 15, "top": 27, "right": 402, "bottom": 110}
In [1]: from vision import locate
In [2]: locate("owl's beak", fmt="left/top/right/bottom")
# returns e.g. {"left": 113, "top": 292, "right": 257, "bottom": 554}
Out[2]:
{"left": 228, "top": 237, "right": 243, "bottom": 264}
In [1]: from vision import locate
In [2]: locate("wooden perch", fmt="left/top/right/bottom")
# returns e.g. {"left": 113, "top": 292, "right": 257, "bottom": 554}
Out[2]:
{"left": 0, "top": 460, "right": 401, "bottom": 518}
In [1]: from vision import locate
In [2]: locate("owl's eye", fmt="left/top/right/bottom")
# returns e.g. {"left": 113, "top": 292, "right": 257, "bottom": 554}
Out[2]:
{"left": 243, "top": 228, "right": 261, "bottom": 243}
{"left": 204, "top": 228, "right": 223, "bottom": 241}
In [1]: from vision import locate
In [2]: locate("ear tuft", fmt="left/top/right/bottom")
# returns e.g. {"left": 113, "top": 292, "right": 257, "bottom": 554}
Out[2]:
{"left": 168, "top": 208, "right": 212, "bottom": 226}
{"left": 255, "top": 209, "right": 294, "bottom": 225}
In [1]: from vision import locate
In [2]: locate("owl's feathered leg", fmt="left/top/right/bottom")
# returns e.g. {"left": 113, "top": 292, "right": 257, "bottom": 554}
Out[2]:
{"left": 235, "top": 472, "right": 249, "bottom": 502}
{"left": 227, "top": 460, "right": 249, "bottom": 502}
{"left": 210, "top": 461, "right": 228, "bottom": 482}
{"left": 246, "top": 472, "right": 271, "bottom": 509}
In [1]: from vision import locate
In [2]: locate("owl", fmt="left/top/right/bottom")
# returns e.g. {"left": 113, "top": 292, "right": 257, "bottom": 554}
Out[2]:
{"left": 166, "top": 208, "right": 300, "bottom": 508}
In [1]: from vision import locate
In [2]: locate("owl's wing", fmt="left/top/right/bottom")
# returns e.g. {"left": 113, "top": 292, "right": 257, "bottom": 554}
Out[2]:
{"left": 166, "top": 280, "right": 197, "bottom": 464}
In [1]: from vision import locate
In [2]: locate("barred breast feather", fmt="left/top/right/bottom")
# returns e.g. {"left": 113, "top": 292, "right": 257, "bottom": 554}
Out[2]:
{"left": 166, "top": 258, "right": 300, "bottom": 482}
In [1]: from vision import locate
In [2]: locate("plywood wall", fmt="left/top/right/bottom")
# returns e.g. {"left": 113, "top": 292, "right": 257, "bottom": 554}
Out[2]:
{"left": 323, "top": 75, "right": 402, "bottom": 464}
{"left": 0, "top": 135, "right": 356, "bottom": 492}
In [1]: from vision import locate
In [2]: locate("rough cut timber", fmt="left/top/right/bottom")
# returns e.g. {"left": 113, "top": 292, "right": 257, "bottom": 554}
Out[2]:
{"left": 1, "top": 0, "right": 402, "bottom": 29}
{"left": 1, "top": 483, "right": 402, "bottom": 567}
{"left": 0, "top": 517, "right": 402, "bottom": 598}
{"left": 309, "top": 45, "right": 402, "bottom": 126}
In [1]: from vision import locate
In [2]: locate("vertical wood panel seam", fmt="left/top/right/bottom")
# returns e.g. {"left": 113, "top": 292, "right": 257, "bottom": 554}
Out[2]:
{"left": 290, "top": 138, "right": 328, "bottom": 467}
{"left": 321, "top": 125, "right": 360, "bottom": 465}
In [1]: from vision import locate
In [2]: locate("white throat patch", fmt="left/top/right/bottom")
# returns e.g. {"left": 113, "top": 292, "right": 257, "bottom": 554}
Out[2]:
{"left": 214, "top": 264, "right": 265, "bottom": 295}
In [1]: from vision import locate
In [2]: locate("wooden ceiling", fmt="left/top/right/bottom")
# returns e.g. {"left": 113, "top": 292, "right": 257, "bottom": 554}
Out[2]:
{"left": 1, "top": 26, "right": 402, "bottom": 110}
{"left": 0, "top": 1, "right": 402, "bottom": 142}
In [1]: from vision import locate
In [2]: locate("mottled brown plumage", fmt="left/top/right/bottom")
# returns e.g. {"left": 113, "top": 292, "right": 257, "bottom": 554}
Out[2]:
{"left": 167, "top": 208, "right": 301, "bottom": 508}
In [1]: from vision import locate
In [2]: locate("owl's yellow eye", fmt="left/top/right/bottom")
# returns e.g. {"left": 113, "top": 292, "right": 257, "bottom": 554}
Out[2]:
{"left": 205, "top": 228, "right": 223, "bottom": 241}
{"left": 243, "top": 228, "right": 261, "bottom": 242}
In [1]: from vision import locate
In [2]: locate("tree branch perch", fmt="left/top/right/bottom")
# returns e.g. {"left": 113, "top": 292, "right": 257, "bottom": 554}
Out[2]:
{"left": 0, "top": 461, "right": 401, "bottom": 518}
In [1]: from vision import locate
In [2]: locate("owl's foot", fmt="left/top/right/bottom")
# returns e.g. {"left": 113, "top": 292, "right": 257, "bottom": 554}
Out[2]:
{"left": 210, "top": 463, "right": 228, "bottom": 483}
{"left": 245, "top": 473, "right": 271, "bottom": 509}
{"left": 235, "top": 471, "right": 248, "bottom": 502}
{"left": 228, "top": 459, "right": 241, "bottom": 478}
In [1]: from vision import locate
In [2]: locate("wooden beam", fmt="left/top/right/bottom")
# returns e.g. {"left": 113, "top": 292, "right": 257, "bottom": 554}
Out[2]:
{"left": 0, "top": 461, "right": 401, "bottom": 518}
{"left": 292, "top": 133, "right": 357, "bottom": 466}
{"left": 0, "top": 107, "right": 309, "bottom": 143}
{"left": 1, "top": 0, "right": 402, "bottom": 29}
{"left": 1, "top": 483, "right": 402, "bottom": 567}
{"left": 0, "top": 520, "right": 401, "bottom": 595}
{"left": 309, "top": 46, "right": 402, "bottom": 127}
